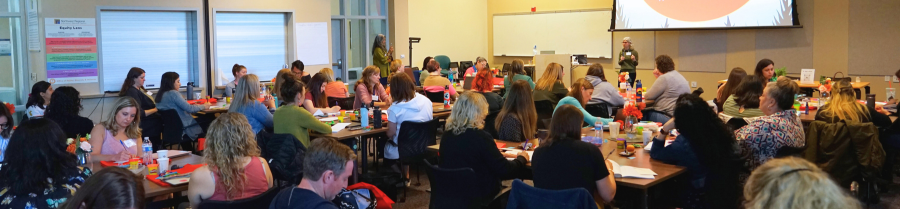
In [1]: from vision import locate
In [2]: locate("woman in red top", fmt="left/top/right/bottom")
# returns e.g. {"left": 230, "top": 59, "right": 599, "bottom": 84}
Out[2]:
{"left": 304, "top": 73, "right": 342, "bottom": 114}
{"left": 188, "top": 113, "right": 273, "bottom": 208}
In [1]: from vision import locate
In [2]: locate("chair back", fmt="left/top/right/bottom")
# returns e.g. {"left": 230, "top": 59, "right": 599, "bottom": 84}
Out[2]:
{"left": 397, "top": 119, "right": 438, "bottom": 163}
{"left": 197, "top": 186, "right": 284, "bottom": 209}
{"left": 483, "top": 111, "right": 500, "bottom": 139}
{"left": 725, "top": 117, "right": 748, "bottom": 131}
{"left": 534, "top": 100, "right": 554, "bottom": 129}
{"left": 413, "top": 69, "right": 422, "bottom": 86}
{"left": 327, "top": 96, "right": 355, "bottom": 110}
{"left": 424, "top": 160, "right": 488, "bottom": 209}
{"left": 804, "top": 121, "right": 884, "bottom": 187}
{"left": 506, "top": 179, "right": 598, "bottom": 209}
{"left": 425, "top": 91, "right": 445, "bottom": 103}
{"left": 583, "top": 103, "right": 611, "bottom": 118}
{"left": 159, "top": 109, "right": 186, "bottom": 145}
{"left": 434, "top": 55, "right": 451, "bottom": 73}
{"left": 256, "top": 132, "right": 306, "bottom": 184}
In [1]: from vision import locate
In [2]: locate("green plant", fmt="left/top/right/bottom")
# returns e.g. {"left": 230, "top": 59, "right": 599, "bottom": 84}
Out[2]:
{"left": 774, "top": 67, "right": 787, "bottom": 77}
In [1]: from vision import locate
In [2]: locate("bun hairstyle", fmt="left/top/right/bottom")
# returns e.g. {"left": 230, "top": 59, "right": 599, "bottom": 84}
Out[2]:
{"left": 279, "top": 72, "right": 305, "bottom": 104}
{"left": 231, "top": 64, "right": 246, "bottom": 76}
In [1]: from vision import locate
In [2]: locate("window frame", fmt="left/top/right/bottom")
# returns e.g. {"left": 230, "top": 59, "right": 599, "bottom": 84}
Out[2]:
{"left": 95, "top": 6, "right": 204, "bottom": 91}
{"left": 331, "top": 0, "right": 388, "bottom": 86}
{"left": 3, "top": 0, "right": 28, "bottom": 111}
{"left": 210, "top": 9, "right": 295, "bottom": 86}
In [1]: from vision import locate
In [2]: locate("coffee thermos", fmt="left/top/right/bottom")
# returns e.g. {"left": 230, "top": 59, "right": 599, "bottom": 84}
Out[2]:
{"left": 866, "top": 94, "right": 876, "bottom": 111}
{"left": 373, "top": 101, "right": 383, "bottom": 129}
{"left": 186, "top": 82, "right": 195, "bottom": 100}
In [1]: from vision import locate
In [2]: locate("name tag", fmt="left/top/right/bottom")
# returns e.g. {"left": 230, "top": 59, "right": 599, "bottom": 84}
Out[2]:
{"left": 123, "top": 139, "right": 136, "bottom": 147}
{"left": 372, "top": 95, "right": 379, "bottom": 101}
{"left": 625, "top": 52, "right": 632, "bottom": 56}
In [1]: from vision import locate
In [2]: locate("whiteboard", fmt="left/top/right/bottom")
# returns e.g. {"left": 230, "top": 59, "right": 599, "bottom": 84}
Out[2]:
{"left": 295, "top": 22, "right": 330, "bottom": 65}
{"left": 493, "top": 10, "right": 612, "bottom": 58}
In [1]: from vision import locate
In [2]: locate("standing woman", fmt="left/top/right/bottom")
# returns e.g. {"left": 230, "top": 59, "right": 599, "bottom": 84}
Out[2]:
{"left": 120, "top": 67, "right": 162, "bottom": 151}
{"left": 0, "top": 102, "right": 12, "bottom": 162}
{"left": 45, "top": 86, "right": 94, "bottom": 139}
{"left": 496, "top": 80, "right": 538, "bottom": 142}
{"left": 503, "top": 59, "right": 535, "bottom": 98}
{"left": 229, "top": 74, "right": 275, "bottom": 134}
{"left": 372, "top": 34, "right": 394, "bottom": 86}
{"left": 354, "top": 66, "right": 392, "bottom": 109}
{"left": 25, "top": 81, "right": 53, "bottom": 118}
{"left": 533, "top": 62, "right": 568, "bottom": 106}
{"left": 224, "top": 64, "right": 248, "bottom": 97}
{"left": 303, "top": 73, "right": 341, "bottom": 114}
{"left": 618, "top": 37, "right": 639, "bottom": 87}
{"left": 89, "top": 97, "right": 143, "bottom": 162}
{"left": 156, "top": 72, "right": 211, "bottom": 148}
{"left": 754, "top": 59, "right": 776, "bottom": 83}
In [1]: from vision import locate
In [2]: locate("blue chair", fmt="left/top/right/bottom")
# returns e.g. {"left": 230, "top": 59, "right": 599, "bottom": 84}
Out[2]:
{"left": 506, "top": 179, "right": 598, "bottom": 209}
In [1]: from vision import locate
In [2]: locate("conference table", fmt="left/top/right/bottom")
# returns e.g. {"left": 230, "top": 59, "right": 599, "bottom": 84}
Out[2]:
{"left": 426, "top": 128, "right": 686, "bottom": 209}
{"left": 90, "top": 154, "right": 203, "bottom": 209}
{"left": 718, "top": 79, "right": 871, "bottom": 99}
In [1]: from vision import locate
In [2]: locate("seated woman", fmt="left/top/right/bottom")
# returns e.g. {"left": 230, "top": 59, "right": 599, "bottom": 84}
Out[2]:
{"left": 63, "top": 167, "right": 144, "bottom": 209}
{"left": 464, "top": 57, "right": 488, "bottom": 78}
{"left": 89, "top": 97, "right": 143, "bottom": 162}
{"left": 650, "top": 94, "right": 741, "bottom": 209}
{"left": 228, "top": 74, "right": 275, "bottom": 134}
{"left": 272, "top": 68, "right": 293, "bottom": 101}
{"left": 643, "top": 55, "right": 691, "bottom": 122}
{"left": 119, "top": 67, "right": 163, "bottom": 151}
{"left": 496, "top": 80, "right": 538, "bottom": 142}
{"left": 422, "top": 60, "right": 458, "bottom": 101}
{"left": 274, "top": 73, "right": 332, "bottom": 147}
{"left": 722, "top": 75, "right": 766, "bottom": 118}
{"left": 419, "top": 56, "right": 434, "bottom": 86}
{"left": 754, "top": 59, "right": 776, "bottom": 83}
{"left": 188, "top": 113, "right": 273, "bottom": 208}
{"left": 45, "top": 86, "right": 94, "bottom": 139}
{"left": 0, "top": 118, "right": 92, "bottom": 208}
{"left": 533, "top": 63, "right": 569, "bottom": 105}
{"left": 439, "top": 91, "right": 529, "bottom": 207}
{"left": 321, "top": 68, "right": 349, "bottom": 98}
{"left": 555, "top": 78, "right": 609, "bottom": 126}
{"left": 155, "top": 72, "right": 211, "bottom": 145}
{"left": 386, "top": 73, "right": 433, "bottom": 182}
{"left": 303, "top": 73, "right": 341, "bottom": 114}
{"left": 0, "top": 102, "right": 11, "bottom": 163}
{"left": 474, "top": 70, "right": 502, "bottom": 116}
{"left": 354, "top": 66, "right": 392, "bottom": 109}
{"left": 385, "top": 59, "right": 404, "bottom": 94}
{"left": 816, "top": 80, "right": 891, "bottom": 129}
{"left": 584, "top": 63, "right": 625, "bottom": 107}
{"left": 532, "top": 104, "right": 616, "bottom": 206}
{"left": 736, "top": 77, "right": 804, "bottom": 173}
{"left": 716, "top": 68, "right": 747, "bottom": 112}
{"left": 744, "top": 157, "right": 860, "bottom": 209}
{"left": 503, "top": 59, "right": 535, "bottom": 99}
{"left": 25, "top": 81, "right": 52, "bottom": 118}
{"left": 224, "top": 64, "right": 247, "bottom": 98}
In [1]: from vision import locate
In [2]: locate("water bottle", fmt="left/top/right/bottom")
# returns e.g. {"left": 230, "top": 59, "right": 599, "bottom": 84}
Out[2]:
{"left": 594, "top": 120, "right": 605, "bottom": 145}
{"left": 533, "top": 45, "right": 538, "bottom": 56}
{"left": 636, "top": 80, "right": 643, "bottom": 92}
{"left": 373, "top": 102, "right": 383, "bottom": 129}
{"left": 186, "top": 82, "right": 195, "bottom": 100}
{"left": 142, "top": 137, "right": 152, "bottom": 165}
{"left": 273, "top": 94, "right": 279, "bottom": 108}
{"left": 443, "top": 85, "right": 451, "bottom": 109}
{"left": 360, "top": 103, "right": 369, "bottom": 128}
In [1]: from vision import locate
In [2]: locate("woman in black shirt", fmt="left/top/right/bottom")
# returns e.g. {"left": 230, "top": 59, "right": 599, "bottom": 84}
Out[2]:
{"left": 119, "top": 67, "right": 163, "bottom": 151}
{"left": 44, "top": 86, "right": 94, "bottom": 139}
{"left": 532, "top": 104, "right": 616, "bottom": 205}
{"left": 496, "top": 80, "right": 537, "bottom": 142}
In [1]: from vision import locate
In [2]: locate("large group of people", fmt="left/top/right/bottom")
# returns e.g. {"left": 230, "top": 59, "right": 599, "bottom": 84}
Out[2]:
{"left": 0, "top": 35, "right": 895, "bottom": 209}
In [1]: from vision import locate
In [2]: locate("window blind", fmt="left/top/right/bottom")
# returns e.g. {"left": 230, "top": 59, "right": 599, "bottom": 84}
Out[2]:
{"left": 214, "top": 12, "right": 287, "bottom": 85}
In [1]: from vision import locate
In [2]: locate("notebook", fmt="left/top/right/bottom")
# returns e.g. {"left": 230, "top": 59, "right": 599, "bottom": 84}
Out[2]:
{"left": 503, "top": 149, "right": 534, "bottom": 161}
{"left": 607, "top": 160, "right": 656, "bottom": 179}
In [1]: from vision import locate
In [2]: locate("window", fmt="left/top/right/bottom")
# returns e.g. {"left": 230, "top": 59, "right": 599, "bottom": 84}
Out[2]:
{"left": 332, "top": 0, "right": 388, "bottom": 92}
{"left": 99, "top": 11, "right": 199, "bottom": 91}
{"left": 214, "top": 12, "right": 288, "bottom": 85}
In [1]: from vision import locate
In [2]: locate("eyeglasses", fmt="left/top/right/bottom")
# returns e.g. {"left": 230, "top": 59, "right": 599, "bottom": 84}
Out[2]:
{"left": 0, "top": 123, "right": 7, "bottom": 129}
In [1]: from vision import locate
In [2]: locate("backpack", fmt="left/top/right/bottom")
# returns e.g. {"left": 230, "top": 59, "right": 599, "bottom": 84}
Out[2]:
{"left": 256, "top": 132, "right": 306, "bottom": 184}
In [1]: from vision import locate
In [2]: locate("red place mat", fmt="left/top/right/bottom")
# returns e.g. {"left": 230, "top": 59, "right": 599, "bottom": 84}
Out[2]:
{"left": 101, "top": 159, "right": 154, "bottom": 168}
{"left": 145, "top": 163, "right": 205, "bottom": 187}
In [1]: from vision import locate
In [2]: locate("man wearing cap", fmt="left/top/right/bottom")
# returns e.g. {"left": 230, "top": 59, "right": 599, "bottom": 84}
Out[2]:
{"left": 618, "top": 37, "right": 639, "bottom": 87}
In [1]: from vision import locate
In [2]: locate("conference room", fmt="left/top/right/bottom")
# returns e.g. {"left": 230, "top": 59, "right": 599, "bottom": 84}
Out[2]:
{"left": 1, "top": 0, "right": 899, "bottom": 208}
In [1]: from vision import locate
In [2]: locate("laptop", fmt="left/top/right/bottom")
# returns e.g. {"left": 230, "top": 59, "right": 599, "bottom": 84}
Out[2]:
{"left": 463, "top": 76, "right": 475, "bottom": 90}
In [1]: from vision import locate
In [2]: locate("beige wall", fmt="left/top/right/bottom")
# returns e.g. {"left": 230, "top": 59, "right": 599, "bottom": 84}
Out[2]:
{"left": 389, "top": 0, "right": 409, "bottom": 67}
{"left": 408, "top": 0, "right": 487, "bottom": 69}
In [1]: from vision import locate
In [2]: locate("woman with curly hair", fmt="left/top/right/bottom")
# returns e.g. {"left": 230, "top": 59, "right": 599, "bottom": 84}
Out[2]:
{"left": 44, "top": 86, "right": 94, "bottom": 139}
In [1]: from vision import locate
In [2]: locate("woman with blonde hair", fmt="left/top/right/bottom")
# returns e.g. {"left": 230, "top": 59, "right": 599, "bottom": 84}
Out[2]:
{"left": 229, "top": 74, "right": 275, "bottom": 134}
{"left": 439, "top": 91, "right": 529, "bottom": 206}
{"left": 744, "top": 157, "right": 860, "bottom": 209}
{"left": 354, "top": 65, "right": 392, "bottom": 109}
{"left": 273, "top": 68, "right": 293, "bottom": 98}
{"left": 321, "top": 68, "right": 349, "bottom": 98}
{"left": 533, "top": 62, "right": 568, "bottom": 105}
{"left": 88, "top": 97, "right": 143, "bottom": 162}
{"left": 816, "top": 80, "right": 891, "bottom": 128}
{"left": 188, "top": 113, "right": 273, "bottom": 208}
{"left": 390, "top": 59, "right": 404, "bottom": 75}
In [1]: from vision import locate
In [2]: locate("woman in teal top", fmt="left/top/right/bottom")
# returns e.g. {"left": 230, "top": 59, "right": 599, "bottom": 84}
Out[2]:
{"left": 503, "top": 59, "right": 535, "bottom": 98}
{"left": 554, "top": 78, "right": 612, "bottom": 126}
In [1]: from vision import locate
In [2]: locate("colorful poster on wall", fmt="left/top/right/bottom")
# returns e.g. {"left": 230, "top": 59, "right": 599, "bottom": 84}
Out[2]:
{"left": 45, "top": 18, "right": 98, "bottom": 84}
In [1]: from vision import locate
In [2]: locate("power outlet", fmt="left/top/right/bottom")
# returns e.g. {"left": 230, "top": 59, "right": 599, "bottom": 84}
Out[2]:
{"left": 887, "top": 76, "right": 893, "bottom": 82}
{"left": 690, "top": 81, "right": 697, "bottom": 88}
{"left": 894, "top": 76, "right": 899, "bottom": 83}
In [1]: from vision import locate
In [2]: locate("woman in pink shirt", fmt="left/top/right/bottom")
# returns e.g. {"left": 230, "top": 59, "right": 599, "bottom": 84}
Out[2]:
{"left": 464, "top": 57, "right": 488, "bottom": 86}
{"left": 354, "top": 66, "right": 392, "bottom": 109}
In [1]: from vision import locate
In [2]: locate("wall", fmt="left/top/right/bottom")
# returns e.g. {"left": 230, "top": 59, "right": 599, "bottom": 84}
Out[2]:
{"left": 407, "top": 0, "right": 487, "bottom": 69}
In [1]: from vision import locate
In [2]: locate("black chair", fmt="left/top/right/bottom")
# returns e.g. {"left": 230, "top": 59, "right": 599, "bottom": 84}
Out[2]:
{"left": 197, "top": 185, "right": 284, "bottom": 209}
{"left": 534, "top": 100, "right": 554, "bottom": 129}
{"left": 426, "top": 91, "right": 445, "bottom": 103}
{"left": 327, "top": 96, "right": 355, "bottom": 110}
{"left": 256, "top": 132, "right": 305, "bottom": 185}
{"left": 483, "top": 112, "right": 500, "bottom": 139}
{"left": 393, "top": 119, "right": 439, "bottom": 202}
{"left": 584, "top": 103, "right": 611, "bottom": 118}
{"left": 159, "top": 109, "right": 195, "bottom": 152}
{"left": 424, "top": 160, "right": 495, "bottom": 209}
{"left": 725, "top": 117, "right": 749, "bottom": 131}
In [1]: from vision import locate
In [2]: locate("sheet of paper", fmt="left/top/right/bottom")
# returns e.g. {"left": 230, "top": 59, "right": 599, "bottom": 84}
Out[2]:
{"left": 503, "top": 149, "right": 534, "bottom": 161}
{"left": 331, "top": 123, "right": 351, "bottom": 133}
{"left": 318, "top": 117, "right": 338, "bottom": 122}
{"left": 295, "top": 22, "right": 329, "bottom": 65}
{"left": 27, "top": 0, "right": 40, "bottom": 51}
{"left": 800, "top": 69, "right": 815, "bottom": 84}
{"left": 313, "top": 109, "right": 325, "bottom": 116}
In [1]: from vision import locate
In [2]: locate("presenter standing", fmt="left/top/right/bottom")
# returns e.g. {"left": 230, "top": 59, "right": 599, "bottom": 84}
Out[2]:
{"left": 372, "top": 34, "right": 394, "bottom": 86}
{"left": 618, "top": 37, "right": 639, "bottom": 87}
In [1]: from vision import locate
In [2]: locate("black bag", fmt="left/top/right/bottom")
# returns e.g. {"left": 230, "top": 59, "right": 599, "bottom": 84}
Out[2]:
{"left": 359, "top": 171, "right": 402, "bottom": 201}
{"left": 256, "top": 132, "right": 306, "bottom": 184}
{"left": 332, "top": 188, "right": 377, "bottom": 209}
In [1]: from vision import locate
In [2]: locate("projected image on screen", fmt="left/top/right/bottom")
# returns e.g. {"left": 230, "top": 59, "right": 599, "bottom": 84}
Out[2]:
{"left": 613, "top": 0, "right": 796, "bottom": 30}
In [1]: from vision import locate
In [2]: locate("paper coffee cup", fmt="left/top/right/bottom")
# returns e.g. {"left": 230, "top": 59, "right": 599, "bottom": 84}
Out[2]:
{"left": 158, "top": 158, "right": 170, "bottom": 173}
{"left": 157, "top": 150, "right": 168, "bottom": 159}
{"left": 608, "top": 122, "right": 620, "bottom": 139}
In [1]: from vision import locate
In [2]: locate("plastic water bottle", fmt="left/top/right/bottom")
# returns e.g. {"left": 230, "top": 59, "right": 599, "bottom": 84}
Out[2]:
{"left": 444, "top": 85, "right": 451, "bottom": 109}
{"left": 594, "top": 121, "right": 604, "bottom": 145}
{"left": 360, "top": 103, "right": 369, "bottom": 128}
{"left": 533, "top": 45, "right": 538, "bottom": 56}
{"left": 142, "top": 137, "right": 152, "bottom": 165}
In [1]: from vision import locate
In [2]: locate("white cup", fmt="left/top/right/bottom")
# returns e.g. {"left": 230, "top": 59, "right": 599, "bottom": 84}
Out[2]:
{"left": 156, "top": 150, "right": 168, "bottom": 159}
{"left": 194, "top": 93, "right": 201, "bottom": 100}
{"left": 608, "top": 122, "right": 620, "bottom": 139}
{"left": 642, "top": 131, "right": 653, "bottom": 146}
{"left": 158, "top": 158, "right": 170, "bottom": 173}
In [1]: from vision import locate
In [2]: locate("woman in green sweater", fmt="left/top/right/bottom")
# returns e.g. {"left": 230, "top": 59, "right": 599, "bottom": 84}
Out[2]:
{"left": 372, "top": 34, "right": 393, "bottom": 86}
{"left": 273, "top": 73, "right": 331, "bottom": 147}
{"left": 503, "top": 59, "right": 535, "bottom": 98}
{"left": 554, "top": 78, "right": 613, "bottom": 126}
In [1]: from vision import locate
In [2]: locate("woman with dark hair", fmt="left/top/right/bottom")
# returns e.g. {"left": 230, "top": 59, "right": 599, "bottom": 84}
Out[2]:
{"left": 303, "top": 73, "right": 341, "bottom": 114}
{"left": 736, "top": 77, "right": 804, "bottom": 173}
{"left": 119, "top": 67, "right": 163, "bottom": 151}
{"left": 644, "top": 55, "right": 691, "bottom": 122}
{"left": 496, "top": 80, "right": 538, "bottom": 142}
{"left": 274, "top": 73, "right": 332, "bottom": 147}
{"left": 0, "top": 118, "right": 92, "bottom": 208}
{"left": 0, "top": 101, "right": 12, "bottom": 162}
{"left": 722, "top": 75, "right": 766, "bottom": 118}
{"left": 25, "top": 81, "right": 53, "bottom": 118}
{"left": 419, "top": 56, "right": 434, "bottom": 86}
{"left": 584, "top": 63, "right": 625, "bottom": 107}
{"left": 156, "top": 72, "right": 211, "bottom": 143}
{"left": 62, "top": 167, "right": 144, "bottom": 209}
{"left": 532, "top": 104, "right": 616, "bottom": 205}
{"left": 386, "top": 73, "right": 433, "bottom": 182}
{"left": 372, "top": 34, "right": 393, "bottom": 85}
{"left": 291, "top": 60, "right": 311, "bottom": 84}
{"left": 503, "top": 59, "right": 535, "bottom": 98}
{"left": 224, "top": 64, "right": 247, "bottom": 97}
{"left": 754, "top": 59, "right": 776, "bottom": 83}
{"left": 651, "top": 94, "right": 741, "bottom": 209}
{"left": 44, "top": 86, "right": 94, "bottom": 139}
{"left": 353, "top": 66, "right": 392, "bottom": 109}
{"left": 716, "top": 68, "right": 748, "bottom": 112}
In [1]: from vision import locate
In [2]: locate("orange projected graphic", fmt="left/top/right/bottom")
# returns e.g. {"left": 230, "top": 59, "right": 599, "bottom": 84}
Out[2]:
{"left": 645, "top": 0, "right": 750, "bottom": 22}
